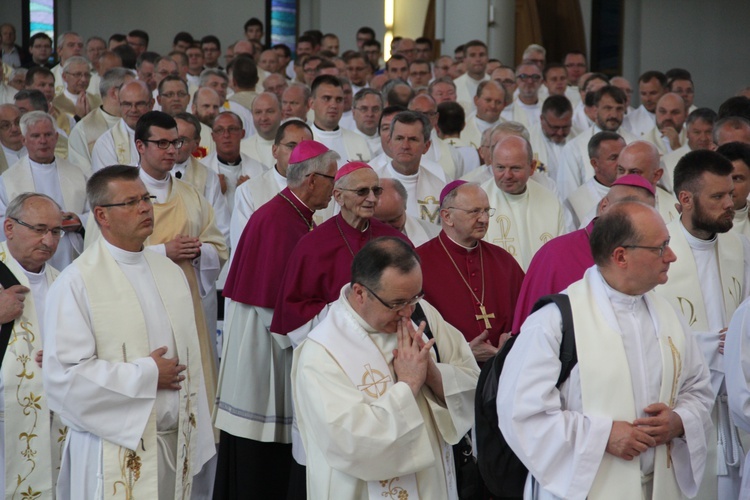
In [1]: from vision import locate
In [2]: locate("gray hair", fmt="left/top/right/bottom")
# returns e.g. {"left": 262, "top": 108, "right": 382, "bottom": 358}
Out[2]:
{"left": 20, "top": 111, "right": 54, "bottom": 136}
{"left": 353, "top": 88, "right": 383, "bottom": 108}
{"left": 287, "top": 150, "right": 340, "bottom": 189}
{"left": 522, "top": 44, "right": 546, "bottom": 59}
{"left": 100, "top": 67, "right": 136, "bottom": 96}
{"left": 9, "top": 67, "right": 27, "bottom": 81}
{"left": 13, "top": 89, "right": 48, "bottom": 111}
{"left": 492, "top": 121, "right": 530, "bottom": 141}
{"left": 199, "top": 68, "right": 228, "bottom": 87}
{"left": 382, "top": 177, "right": 408, "bottom": 203}
{"left": 56, "top": 32, "right": 80, "bottom": 50}
{"left": 86, "top": 165, "right": 140, "bottom": 211}
{"left": 284, "top": 82, "right": 311, "bottom": 101}
{"left": 6, "top": 193, "right": 62, "bottom": 220}
{"left": 63, "top": 55, "right": 92, "bottom": 72}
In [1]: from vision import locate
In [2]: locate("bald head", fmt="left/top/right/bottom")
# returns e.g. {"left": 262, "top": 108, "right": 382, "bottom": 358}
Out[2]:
{"left": 616, "top": 141, "right": 663, "bottom": 186}
{"left": 233, "top": 40, "right": 253, "bottom": 57}
{"left": 714, "top": 117, "right": 750, "bottom": 146}
{"left": 656, "top": 92, "right": 687, "bottom": 133}
{"left": 597, "top": 183, "right": 656, "bottom": 216}
{"left": 374, "top": 178, "right": 408, "bottom": 232}
{"left": 192, "top": 87, "right": 222, "bottom": 127}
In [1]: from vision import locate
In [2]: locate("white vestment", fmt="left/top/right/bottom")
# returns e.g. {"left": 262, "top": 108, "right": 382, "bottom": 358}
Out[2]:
{"left": 239, "top": 134, "right": 274, "bottom": 168}
{"left": 662, "top": 144, "right": 691, "bottom": 191}
{"left": 565, "top": 177, "right": 609, "bottom": 229}
{"left": 454, "top": 72, "right": 489, "bottom": 112}
{"left": 557, "top": 124, "right": 638, "bottom": 201}
{"left": 424, "top": 131, "right": 462, "bottom": 181}
{"left": 503, "top": 98, "right": 542, "bottom": 131}
{"left": 0, "top": 242, "right": 61, "bottom": 499}
{"left": 571, "top": 102, "right": 592, "bottom": 137}
{"left": 311, "top": 124, "right": 371, "bottom": 165}
{"left": 90, "top": 119, "right": 139, "bottom": 171}
{"left": 732, "top": 205, "right": 750, "bottom": 241}
{"left": 43, "top": 239, "right": 214, "bottom": 499}
{"left": 292, "top": 285, "right": 479, "bottom": 499}
{"left": 373, "top": 162, "right": 446, "bottom": 226}
{"left": 498, "top": 267, "right": 713, "bottom": 500}
{"left": 622, "top": 105, "right": 656, "bottom": 137}
{"left": 200, "top": 151, "right": 267, "bottom": 212}
{"left": 725, "top": 296, "right": 750, "bottom": 499}
{"left": 460, "top": 112, "right": 501, "bottom": 150}
{"left": 369, "top": 152, "right": 447, "bottom": 183}
{"left": 656, "top": 219, "right": 750, "bottom": 500}
{"left": 68, "top": 106, "right": 120, "bottom": 175}
{"left": 229, "top": 166, "right": 285, "bottom": 252}
{"left": 529, "top": 121, "right": 567, "bottom": 180}
{"left": 0, "top": 156, "right": 88, "bottom": 270}
{"left": 352, "top": 128, "right": 383, "bottom": 158}
{"left": 643, "top": 125, "right": 687, "bottom": 157}
{"left": 480, "top": 177, "right": 566, "bottom": 271}
{"left": 403, "top": 214, "right": 440, "bottom": 247}
{"left": 172, "top": 156, "right": 230, "bottom": 245}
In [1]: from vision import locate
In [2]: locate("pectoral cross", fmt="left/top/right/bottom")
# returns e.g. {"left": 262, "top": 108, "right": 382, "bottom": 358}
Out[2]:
{"left": 475, "top": 305, "right": 495, "bottom": 329}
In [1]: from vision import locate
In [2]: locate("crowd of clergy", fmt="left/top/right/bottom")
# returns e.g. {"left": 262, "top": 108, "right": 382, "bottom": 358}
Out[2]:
{"left": 2, "top": 15, "right": 750, "bottom": 500}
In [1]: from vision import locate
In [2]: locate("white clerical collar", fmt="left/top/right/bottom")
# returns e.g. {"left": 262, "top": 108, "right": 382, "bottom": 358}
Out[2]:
{"left": 474, "top": 115, "right": 498, "bottom": 133}
{"left": 735, "top": 204, "right": 748, "bottom": 222}
{"left": 387, "top": 162, "right": 419, "bottom": 180}
{"left": 639, "top": 105, "right": 655, "bottom": 119}
{"left": 312, "top": 123, "right": 342, "bottom": 137}
{"left": 596, "top": 267, "right": 644, "bottom": 306}
{"left": 63, "top": 87, "right": 80, "bottom": 103}
{"left": 446, "top": 233, "right": 478, "bottom": 251}
{"left": 21, "top": 264, "right": 47, "bottom": 285}
{"left": 103, "top": 238, "right": 145, "bottom": 265}
{"left": 2, "top": 143, "right": 26, "bottom": 161}
{"left": 288, "top": 188, "right": 313, "bottom": 212}
{"left": 504, "top": 188, "right": 528, "bottom": 201}
{"left": 517, "top": 99, "right": 539, "bottom": 110}
{"left": 273, "top": 166, "right": 286, "bottom": 183}
{"left": 679, "top": 219, "right": 717, "bottom": 250}
{"left": 341, "top": 284, "right": 379, "bottom": 334}
{"left": 139, "top": 167, "right": 171, "bottom": 186}
{"left": 28, "top": 157, "right": 56, "bottom": 169}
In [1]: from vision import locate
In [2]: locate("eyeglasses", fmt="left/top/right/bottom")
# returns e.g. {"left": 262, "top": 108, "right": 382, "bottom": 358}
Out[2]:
{"left": 213, "top": 126, "right": 243, "bottom": 135}
{"left": 0, "top": 118, "right": 20, "bottom": 131}
{"left": 447, "top": 207, "right": 496, "bottom": 218}
{"left": 622, "top": 239, "right": 671, "bottom": 257}
{"left": 354, "top": 106, "right": 382, "bottom": 114}
{"left": 160, "top": 91, "right": 189, "bottom": 99}
{"left": 143, "top": 138, "right": 184, "bottom": 150}
{"left": 339, "top": 186, "right": 384, "bottom": 197}
{"left": 306, "top": 172, "right": 336, "bottom": 181}
{"left": 10, "top": 217, "right": 64, "bottom": 238}
{"left": 541, "top": 115, "right": 572, "bottom": 133}
{"left": 496, "top": 78, "right": 516, "bottom": 86}
{"left": 517, "top": 74, "right": 542, "bottom": 82}
{"left": 120, "top": 101, "right": 150, "bottom": 110}
{"left": 99, "top": 195, "right": 156, "bottom": 209}
{"left": 359, "top": 283, "right": 424, "bottom": 311}
{"left": 65, "top": 71, "right": 91, "bottom": 79}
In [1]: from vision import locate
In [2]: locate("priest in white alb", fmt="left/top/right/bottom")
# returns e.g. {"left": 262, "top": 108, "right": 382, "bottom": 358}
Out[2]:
{"left": 498, "top": 201, "right": 713, "bottom": 500}
{"left": 0, "top": 193, "right": 67, "bottom": 499}
{"left": 718, "top": 142, "right": 750, "bottom": 240}
{"left": 43, "top": 165, "right": 215, "bottom": 499}
{"left": 292, "top": 237, "right": 479, "bottom": 499}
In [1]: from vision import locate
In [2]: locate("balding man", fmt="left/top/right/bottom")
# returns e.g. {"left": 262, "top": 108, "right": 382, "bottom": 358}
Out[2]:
{"left": 261, "top": 73, "right": 288, "bottom": 101}
{"left": 615, "top": 141, "right": 679, "bottom": 224}
{"left": 351, "top": 88, "right": 383, "bottom": 157}
{"left": 51, "top": 56, "right": 101, "bottom": 122}
{"left": 0, "top": 104, "right": 24, "bottom": 173}
{"left": 150, "top": 56, "right": 180, "bottom": 110}
{"left": 191, "top": 86, "right": 221, "bottom": 157}
{"left": 0, "top": 111, "right": 88, "bottom": 270}
{"left": 461, "top": 80, "right": 506, "bottom": 150}
{"left": 91, "top": 79, "right": 153, "bottom": 170}
{"left": 482, "top": 135, "right": 565, "bottom": 270}
{"left": 714, "top": 116, "right": 750, "bottom": 147}
{"left": 499, "top": 201, "right": 712, "bottom": 500}
{"left": 68, "top": 67, "right": 135, "bottom": 173}
{"left": 281, "top": 83, "right": 311, "bottom": 122}
{"left": 374, "top": 177, "right": 439, "bottom": 246}
{"left": 644, "top": 93, "right": 687, "bottom": 156}
{"left": 50, "top": 32, "right": 86, "bottom": 96}
{"left": 655, "top": 150, "right": 750, "bottom": 500}
{"left": 240, "top": 92, "right": 281, "bottom": 168}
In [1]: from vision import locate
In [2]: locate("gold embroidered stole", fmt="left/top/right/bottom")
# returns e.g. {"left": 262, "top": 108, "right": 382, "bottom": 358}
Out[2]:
{"left": 658, "top": 219, "right": 743, "bottom": 331}
{"left": 481, "top": 178, "right": 562, "bottom": 271}
{"left": 569, "top": 273, "right": 684, "bottom": 499}
{"left": 0, "top": 242, "right": 60, "bottom": 500}
{"left": 146, "top": 180, "right": 219, "bottom": 434}
{"left": 182, "top": 157, "right": 209, "bottom": 197}
{"left": 309, "top": 299, "right": 456, "bottom": 500}
{"left": 413, "top": 167, "right": 444, "bottom": 225}
{"left": 110, "top": 121, "right": 132, "bottom": 165}
{"left": 84, "top": 108, "right": 115, "bottom": 154}
{"left": 77, "top": 238, "right": 202, "bottom": 499}
{"left": 3, "top": 157, "right": 87, "bottom": 214}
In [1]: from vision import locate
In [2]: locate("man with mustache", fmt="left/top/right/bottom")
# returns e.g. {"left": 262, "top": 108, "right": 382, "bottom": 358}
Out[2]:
{"left": 644, "top": 92, "right": 687, "bottom": 155}
{"left": 557, "top": 85, "right": 638, "bottom": 200}
{"left": 655, "top": 150, "right": 750, "bottom": 500}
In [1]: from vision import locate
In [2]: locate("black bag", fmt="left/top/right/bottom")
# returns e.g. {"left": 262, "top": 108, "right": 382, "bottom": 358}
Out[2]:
{"left": 474, "top": 294, "right": 578, "bottom": 498}
{"left": 0, "top": 260, "right": 21, "bottom": 369}
{"left": 412, "top": 303, "right": 481, "bottom": 500}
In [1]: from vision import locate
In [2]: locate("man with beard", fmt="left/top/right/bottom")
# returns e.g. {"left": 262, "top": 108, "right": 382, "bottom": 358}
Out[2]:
{"left": 557, "top": 86, "right": 637, "bottom": 200}
{"left": 655, "top": 150, "right": 750, "bottom": 500}
{"left": 529, "top": 94, "right": 574, "bottom": 180}
{"left": 644, "top": 92, "right": 687, "bottom": 156}
{"left": 191, "top": 87, "right": 222, "bottom": 157}
{"left": 502, "top": 62, "right": 543, "bottom": 130}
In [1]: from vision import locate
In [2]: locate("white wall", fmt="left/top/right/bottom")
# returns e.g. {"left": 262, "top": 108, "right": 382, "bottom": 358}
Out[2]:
{"left": 315, "top": 0, "right": 384, "bottom": 53}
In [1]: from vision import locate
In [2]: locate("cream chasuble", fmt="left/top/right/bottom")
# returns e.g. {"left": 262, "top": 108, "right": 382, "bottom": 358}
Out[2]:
{"left": 569, "top": 274, "right": 685, "bottom": 499}
{"left": 76, "top": 238, "right": 207, "bottom": 499}
{"left": 374, "top": 163, "right": 446, "bottom": 226}
{"left": 732, "top": 206, "right": 750, "bottom": 241}
{"left": 68, "top": 107, "right": 120, "bottom": 175}
{"left": 91, "top": 120, "right": 138, "bottom": 171}
{"left": 240, "top": 134, "right": 274, "bottom": 168}
{"left": 0, "top": 242, "right": 62, "bottom": 500}
{"left": 229, "top": 167, "right": 285, "bottom": 252}
{"left": 481, "top": 178, "right": 565, "bottom": 271}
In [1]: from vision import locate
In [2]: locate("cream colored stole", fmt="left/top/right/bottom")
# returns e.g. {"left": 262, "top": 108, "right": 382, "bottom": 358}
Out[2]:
{"left": 481, "top": 178, "right": 562, "bottom": 271}
{"left": 77, "top": 238, "right": 202, "bottom": 499}
{"left": 569, "top": 274, "right": 685, "bottom": 500}
{"left": 3, "top": 157, "right": 86, "bottom": 214}
{"left": 110, "top": 121, "right": 132, "bottom": 165}
{"left": 658, "top": 219, "right": 743, "bottom": 331}
{"left": 656, "top": 188, "right": 679, "bottom": 224}
{"left": 146, "top": 181, "right": 219, "bottom": 436}
{"left": 309, "top": 300, "right": 456, "bottom": 500}
{"left": 0, "top": 242, "right": 61, "bottom": 500}
{"left": 183, "top": 157, "right": 209, "bottom": 197}
{"left": 84, "top": 108, "right": 113, "bottom": 154}
{"left": 733, "top": 208, "right": 750, "bottom": 241}
{"left": 51, "top": 107, "right": 71, "bottom": 137}
{"left": 342, "top": 129, "right": 372, "bottom": 163}
{"left": 414, "top": 167, "right": 445, "bottom": 225}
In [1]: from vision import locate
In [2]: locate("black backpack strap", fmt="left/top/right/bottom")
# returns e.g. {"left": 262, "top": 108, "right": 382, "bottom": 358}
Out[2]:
{"left": 530, "top": 294, "right": 577, "bottom": 388}
{"left": 0, "top": 260, "right": 21, "bottom": 369}
{"left": 412, "top": 302, "right": 440, "bottom": 363}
